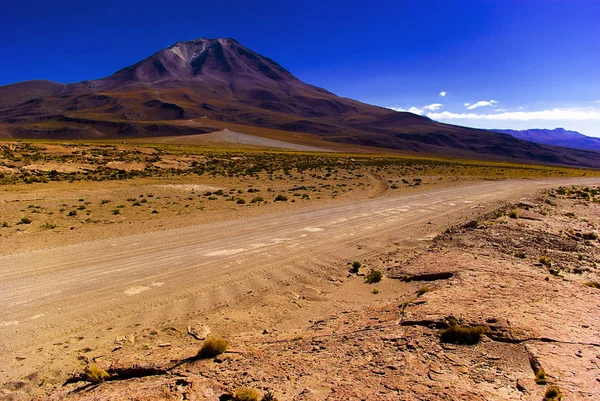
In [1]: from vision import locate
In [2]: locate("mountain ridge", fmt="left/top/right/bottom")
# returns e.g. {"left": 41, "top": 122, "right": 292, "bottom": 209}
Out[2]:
{"left": 1, "top": 37, "right": 600, "bottom": 168}
{"left": 493, "top": 128, "right": 600, "bottom": 152}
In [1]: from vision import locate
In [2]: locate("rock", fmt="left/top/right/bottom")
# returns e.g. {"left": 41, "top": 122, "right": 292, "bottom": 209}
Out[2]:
{"left": 187, "top": 324, "right": 211, "bottom": 340}
{"left": 158, "top": 342, "right": 171, "bottom": 347}
{"left": 461, "top": 220, "right": 478, "bottom": 229}
{"left": 518, "top": 201, "right": 537, "bottom": 208}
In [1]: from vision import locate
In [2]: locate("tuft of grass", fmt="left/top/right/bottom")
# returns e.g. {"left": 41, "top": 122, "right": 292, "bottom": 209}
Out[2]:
{"left": 41, "top": 222, "right": 56, "bottom": 229}
{"left": 84, "top": 365, "right": 109, "bottom": 384}
{"left": 371, "top": 288, "right": 380, "bottom": 294}
{"left": 543, "top": 386, "right": 563, "bottom": 401}
{"left": 584, "top": 281, "right": 600, "bottom": 289}
{"left": 535, "top": 368, "right": 547, "bottom": 385}
{"left": 416, "top": 286, "right": 430, "bottom": 297}
{"left": 251, "top": 196, "right": 264, "bottom": 203}
{"left": 237, "top": 198, "right": 246, "bottom": 204}
{"left": 439, "top": 325, "right": 486, "bottom": 345}
{"left": 197, "top": 337, "right": 228, "bottom": 359}
{"left": 274, "top": 194, "right": 288, "bottom": 202}
{"left": 539, "top": 255, "right": 552, "bottom": 268}
{"left": 1, "top": 221, "right": 9, "bottom": 228}
{"left": 364, "top": 269, "right": 383, "bottom": 284}
{"left": 18, "top": 217, "right": 32, "bottom": 224}
{"left": 509, "top": 210, "right": 519, "bottom": 219}
{"left": 350, "top": 261, "right": 361, "bottom": 274}
{"left": 234, "top": 387, "right": 260, "bottom": 401}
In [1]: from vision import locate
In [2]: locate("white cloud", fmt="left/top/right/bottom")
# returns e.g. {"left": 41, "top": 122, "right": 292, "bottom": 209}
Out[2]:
{"left": 466, "top": 100, "right": 499, "bottom": 110}
{"left": 387, "top": 106, "right": 424, "bottom": 115}
{"left": 427, "top": 107, "right": 600, "bottom": 122}
{"left": 439, "top": 91, "right": 447, "bottom": 97}
{"left": 423, "top": 103, "right": 443, "bottom": 111}
{"left": 464, "top": 103, "right": 470, "bottom": 107}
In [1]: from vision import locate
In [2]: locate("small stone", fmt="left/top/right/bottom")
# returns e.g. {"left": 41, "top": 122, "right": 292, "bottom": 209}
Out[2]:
{"left": 158, "top": 342, "right": 171, "bottom": 347}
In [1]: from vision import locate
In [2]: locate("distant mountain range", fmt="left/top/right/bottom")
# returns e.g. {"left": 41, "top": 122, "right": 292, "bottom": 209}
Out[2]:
{"left": 493, "top": 128, "right": 600, "bottom": 152}
{"left": 1, "top": 38, "right": 600, "bottom": 168}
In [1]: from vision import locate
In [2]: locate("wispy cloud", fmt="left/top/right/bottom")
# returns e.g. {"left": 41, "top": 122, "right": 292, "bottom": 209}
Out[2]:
{"left": 466, "top": 100, "right": 498, "bottom": 110}
{"left": 439, "top": 91, "right": 447, "bottom": 97}
{"left": 428, "top": 107, "right": 600, "bottom": 121}
{"left": 423, "top": 103, "right": 443, "bottom": 111}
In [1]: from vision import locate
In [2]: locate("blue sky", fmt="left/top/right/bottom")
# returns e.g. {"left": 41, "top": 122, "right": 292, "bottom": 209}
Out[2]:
{"left": 1, "top": 0, "right": 599, "bottom": 136}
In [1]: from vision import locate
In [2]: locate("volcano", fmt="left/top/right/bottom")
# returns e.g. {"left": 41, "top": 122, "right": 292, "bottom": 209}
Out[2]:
{"left": 1, "top": 37, "right": 599, "bottom": 168}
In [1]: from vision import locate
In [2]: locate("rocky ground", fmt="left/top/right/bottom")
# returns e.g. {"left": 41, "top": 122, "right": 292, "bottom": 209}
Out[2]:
{"left": 4, "top": 185, "right": 597, "bottom": 401}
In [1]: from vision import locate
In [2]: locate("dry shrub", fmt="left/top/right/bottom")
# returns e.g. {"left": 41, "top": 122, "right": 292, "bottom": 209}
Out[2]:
{"left": 234, "top": 387, "right": 260, "bottom": 401}
{"left": 84, "top": 365, "right": 109, "bottom": 383}
{"left": 440, "top": 325, "right": 486, "bottom": 345}
{"left": 416, "top": 286, "right": 430, "bottom": 297}
{"left": 197, "top": 337, "right": 228, "bottom": 359}
{"left": 544, "top": 386, "right": 563, "bottom": 400}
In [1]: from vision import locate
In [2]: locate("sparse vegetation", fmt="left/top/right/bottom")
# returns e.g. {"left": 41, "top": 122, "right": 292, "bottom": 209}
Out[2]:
{"left": 539, "top": 255, "right": 552, "bottom": 268}
{"left": 543, "top": 386, "right": 563, "bottom": 401}
{"left": 41, "top": 222, "right": 56, "bottom": 229}
{"left": 84, "top": 365, "right": 110, "bottom": 383}
{"left": 439, "top": 325, "right": 486, "bottom": 345}
{"left": 364, "top": 269, "right": 383, "bottom": 284}
{"left": 234, "top": 387, "right": 260, "bottom": 401}
{"left": 535, "top": 368, "right": 547, "bottom": 385}
{"left": 371, "top": 288, "right": 379, "bottom": 294}
{"left": 197, "top": 337, "right": 228, "bottom": 359}
{"left": 584, "top": 281, "right": 600, "bottom": 289}
{"left": 18, "top": 217, "right": 32, "bottom": 224}
{"left": 509, "top": 210, "right": 518, "bottom": 219}
{"left": 274, "top": 194, "right": 288, "bottom": 202}
{"left": 350, "top": 261, "right": 361, "bottom": 274}
{"left": 416, "top": 286, "right": 430, "bottom": 297}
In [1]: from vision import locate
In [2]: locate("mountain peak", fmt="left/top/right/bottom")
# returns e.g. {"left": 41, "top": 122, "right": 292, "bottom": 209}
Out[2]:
{"left": 102, "top": 37, "right": 293, "bottom": 87}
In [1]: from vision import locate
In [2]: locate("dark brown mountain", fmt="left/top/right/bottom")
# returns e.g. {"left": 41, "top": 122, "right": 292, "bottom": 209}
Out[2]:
{"left": 1, "top": 37, "right": 599, "bottom": 168}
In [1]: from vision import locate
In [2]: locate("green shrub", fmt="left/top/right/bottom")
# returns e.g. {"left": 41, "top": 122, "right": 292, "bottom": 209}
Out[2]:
{"left": 237, "top": 198, "right": 246, "bottom": 204}
{"left": 197, "top": 337, "right": 228, "bottom": 359}
{"left": 372, "top": 288, "right": 379, "bottom": 294}
{"left": 364, "top": 269, "right": 383, "bottom": 284}
{"left": 350, "top": 261, "right": 361, "bottom": 274}
{"left": 274, "top": 194, "right": 288, "bottom": 202}
{"left": 539, "top": 256, "right": 551, "bottom": 267}
{"left": 509, "top": 210, "right": 518, "bottom": 219}
{"left": 41, "top": 222, "right": 56, "bottom": 229}
{"left": 234, "top": 387, "right": 259, "bottom": 401}
{"left": 1, "top": 221, "right": 8, "bottom": 227}
{"left": 68, "top": 210, "right": 77, "bottom": 216}
{"left": 251, "top": 196, "right": 264, "bottom": 203}
{"left": 112, "top": 209, "right": 120, "bottom": 215}
{"left": 19, "top": 217, "right": 32, "bottom": 224}
{"left": 439, "top": 325, "right": 486, "bottom": 345}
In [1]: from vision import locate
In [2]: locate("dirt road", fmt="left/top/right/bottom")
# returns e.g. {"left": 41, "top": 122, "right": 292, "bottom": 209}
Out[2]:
{"left": 1, "top": 178, "right": 599, "bottom": 385}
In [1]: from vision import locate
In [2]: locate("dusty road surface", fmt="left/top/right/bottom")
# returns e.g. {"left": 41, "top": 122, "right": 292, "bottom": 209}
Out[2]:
{"left": 1, "top": 178, "right": 599, "bottom": 388}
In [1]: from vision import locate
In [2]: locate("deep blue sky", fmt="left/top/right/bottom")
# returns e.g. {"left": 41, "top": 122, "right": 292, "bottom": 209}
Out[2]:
{"left": 1, "top": 0, "right": 599, "bottom": 135}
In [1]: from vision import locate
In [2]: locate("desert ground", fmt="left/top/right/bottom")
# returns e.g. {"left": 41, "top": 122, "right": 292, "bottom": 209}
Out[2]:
{"left": 1, "top": 141, "right": 599, "bottom": 400}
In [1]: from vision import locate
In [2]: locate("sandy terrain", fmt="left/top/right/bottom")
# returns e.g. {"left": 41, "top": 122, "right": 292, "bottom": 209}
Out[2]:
{"left": 141, "top": 129, "right": 335, "bottom": 152}
{"left": 1, "top": 178, "right": 600, "bottom": 400}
